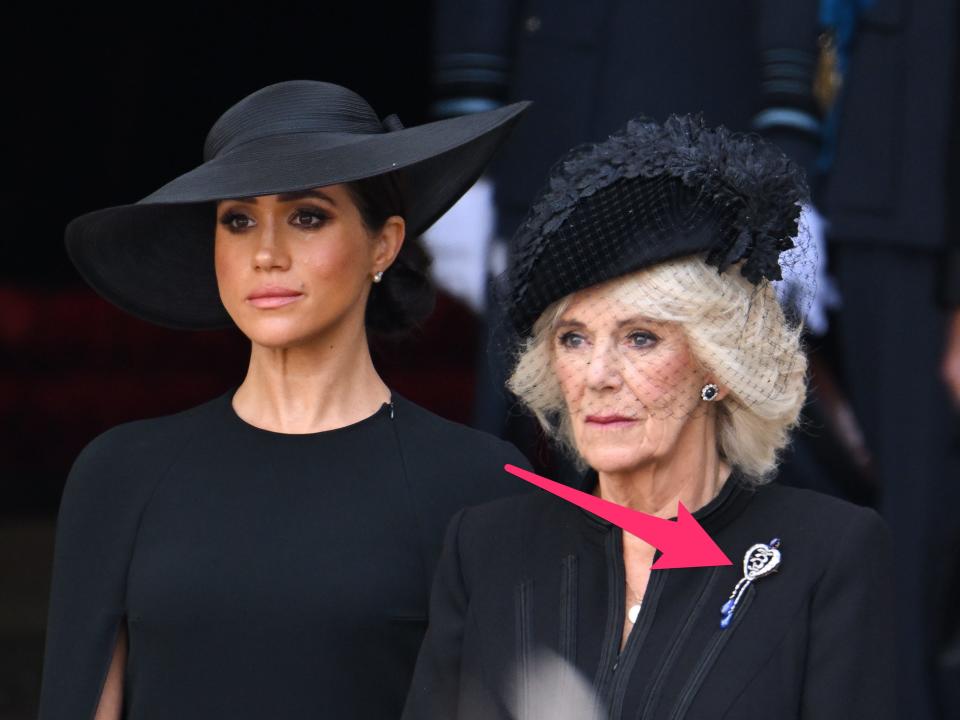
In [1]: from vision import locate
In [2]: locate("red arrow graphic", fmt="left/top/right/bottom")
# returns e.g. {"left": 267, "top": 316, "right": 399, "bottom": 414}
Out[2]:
{"left": 505, "top": 464, "right": 732, "bottom": 569}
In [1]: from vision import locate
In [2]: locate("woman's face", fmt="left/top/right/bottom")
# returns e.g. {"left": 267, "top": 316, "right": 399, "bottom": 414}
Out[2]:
{"left": 214, "top": 184, "right": 402, "bottom": 347}
{"left": 551, "top": 279, "right": 712, "bottom": 474}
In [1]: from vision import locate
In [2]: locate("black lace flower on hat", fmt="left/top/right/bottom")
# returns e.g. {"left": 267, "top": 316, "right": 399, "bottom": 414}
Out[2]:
{"left": 506, "top": 114, "right": 809, "bottom": 334}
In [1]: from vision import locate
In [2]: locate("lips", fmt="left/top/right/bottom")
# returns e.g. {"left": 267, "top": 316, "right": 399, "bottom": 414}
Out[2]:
{"left": 247, "top": 285, "right": 302, "bottom": 300}
{"left": 246, "top": 285, "right": 304, "bottom": 308}
{"left": 585, "top": 414, "right": 636, "bottom": 425}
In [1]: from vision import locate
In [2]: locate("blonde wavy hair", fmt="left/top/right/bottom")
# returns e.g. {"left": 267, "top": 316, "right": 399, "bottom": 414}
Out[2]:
{"left": 506, "top": 255, "right": 809, "bottom": 484}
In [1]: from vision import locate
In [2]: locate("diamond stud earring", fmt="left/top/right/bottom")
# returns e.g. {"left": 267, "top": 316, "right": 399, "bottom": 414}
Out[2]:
{"left": 700, "top": 383, "right": 720, "bottom": 401}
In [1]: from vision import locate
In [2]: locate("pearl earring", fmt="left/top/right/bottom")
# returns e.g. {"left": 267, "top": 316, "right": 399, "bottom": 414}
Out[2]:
{"left": 373, "top": 270, "right": 384, "bottom": 283}
{"left": 700, "top": 383, "right": 720, "bottom": 401}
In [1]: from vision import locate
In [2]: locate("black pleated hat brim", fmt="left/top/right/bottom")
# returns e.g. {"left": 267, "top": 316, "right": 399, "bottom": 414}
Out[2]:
{"left": 65, "top": 100, "right": 530, "bottom": 330}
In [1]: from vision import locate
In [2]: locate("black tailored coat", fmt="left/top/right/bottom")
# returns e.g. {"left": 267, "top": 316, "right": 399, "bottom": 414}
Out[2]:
{"left": 402, "top": 469, "right": 896, "bottom": 719}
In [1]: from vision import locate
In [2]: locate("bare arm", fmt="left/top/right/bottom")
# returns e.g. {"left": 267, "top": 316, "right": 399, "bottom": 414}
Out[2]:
{"left": 943, "top": 309, "right": 960, "bottom": 407}
{"left": 94, "top": 623, "right": 127, "bottom": 720}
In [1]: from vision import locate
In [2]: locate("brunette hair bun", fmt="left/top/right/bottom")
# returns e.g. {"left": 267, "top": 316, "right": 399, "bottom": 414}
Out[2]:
{"left": 346, "top": 172, "right": 436, "bottom": 337}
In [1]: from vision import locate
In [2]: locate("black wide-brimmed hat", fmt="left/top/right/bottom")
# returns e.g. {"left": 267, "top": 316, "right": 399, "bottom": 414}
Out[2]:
{"left": 65, "top": 79, "right": 529, "bottom": 330}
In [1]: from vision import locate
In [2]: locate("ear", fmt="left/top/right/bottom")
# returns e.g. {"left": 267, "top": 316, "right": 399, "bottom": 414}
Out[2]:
{"left": 372, "top": 215, "right": 405, "bottom": 275}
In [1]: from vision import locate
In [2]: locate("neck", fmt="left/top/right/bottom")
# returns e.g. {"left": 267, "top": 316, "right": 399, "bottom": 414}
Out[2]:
{"left": 594, "top": 411, "right": 731, "bottom": 519}
{"left": 233, "top": 313, "right": 389, "bottom": 433}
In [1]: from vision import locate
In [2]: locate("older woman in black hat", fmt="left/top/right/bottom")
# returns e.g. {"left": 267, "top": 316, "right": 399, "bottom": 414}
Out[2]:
{"left": 37, "top": 80, "right": 531, "bottom": 720}
{"left": 402, "top": 116, "right": 896, "bottom": 720}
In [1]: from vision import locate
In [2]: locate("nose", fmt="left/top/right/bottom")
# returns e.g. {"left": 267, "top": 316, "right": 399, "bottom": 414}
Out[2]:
{"left": 584, "top": 339, "right": 623, "bottom": 391}
{"left": 253, "top": 216, "right": 290, "bottom": 271}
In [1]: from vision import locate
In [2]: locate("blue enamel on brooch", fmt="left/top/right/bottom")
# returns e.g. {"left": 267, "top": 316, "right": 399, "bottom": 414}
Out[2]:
{"left": 720, "top": 538, "right": 781, "bottom": 629}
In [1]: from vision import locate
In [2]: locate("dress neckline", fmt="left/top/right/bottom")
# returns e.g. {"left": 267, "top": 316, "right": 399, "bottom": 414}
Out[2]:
{"left": 218, "top": 384, "right": 393, "bottom": 440}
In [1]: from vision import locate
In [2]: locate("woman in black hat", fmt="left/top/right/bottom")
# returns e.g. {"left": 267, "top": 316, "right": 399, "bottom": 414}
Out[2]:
{"left": 37, "top": 80, "right": 531, "bottom": 719}
{"left": 402, "top": 115, "right": 896, "bottom": 719}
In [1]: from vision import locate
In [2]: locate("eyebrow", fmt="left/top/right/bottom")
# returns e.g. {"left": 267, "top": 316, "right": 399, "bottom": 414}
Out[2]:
{"left": 555, "top": 315, "right": 661, "bottom": 329}
{"left": 228, "top": 189, "right": 337, "bottom": 206}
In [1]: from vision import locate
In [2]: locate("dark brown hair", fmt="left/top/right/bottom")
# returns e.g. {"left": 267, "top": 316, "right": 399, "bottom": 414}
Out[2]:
{"left": 344, "top": 172, "right": 435, "bottom": 337}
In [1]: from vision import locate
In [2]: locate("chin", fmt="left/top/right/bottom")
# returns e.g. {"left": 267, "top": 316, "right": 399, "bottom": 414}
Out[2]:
{"left": 238, "top": 318, "right": 311, "bottom": 348}
{"left": 581, "top": 445, "right": 651, "bottom": 475}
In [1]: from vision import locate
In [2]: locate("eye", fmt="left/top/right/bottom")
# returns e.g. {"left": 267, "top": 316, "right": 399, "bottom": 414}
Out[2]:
{"left": 627, "top": 330, "right": 658, "bottom": 348}
{"left": 558, "top": 331, "right": 587, "bottom": 349}
{"left": 291, "top": 208, "right": 329, "bottom": 229}
{"left": 218, "top": 210, "right": 254, "bottom": 232}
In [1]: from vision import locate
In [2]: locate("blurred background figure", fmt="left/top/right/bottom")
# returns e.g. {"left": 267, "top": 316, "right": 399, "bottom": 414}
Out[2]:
{"left": 817, "top": 0, "right": 958, "bottom": 717}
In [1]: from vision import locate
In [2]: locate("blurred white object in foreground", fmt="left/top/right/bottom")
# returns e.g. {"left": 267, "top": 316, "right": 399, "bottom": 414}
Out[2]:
{"left": 507, "top": 647, "right": 605, "bottom": 719}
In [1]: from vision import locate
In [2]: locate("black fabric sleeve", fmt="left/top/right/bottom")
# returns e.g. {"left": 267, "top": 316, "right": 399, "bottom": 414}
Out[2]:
{"left": 799, "top": 506, "right": 896, "bottom": 719}
{"left": 430, "top": 0, "right": 520, "bottom": 118}
{"left": 402, "top": 506, "right": 471, "bottom": 719}
{"left": 36, "top": 426, "right": 146, "bottom": 718}
{"left": 941, "top": 250, "right": 960, "bottom": 308}
{"left": 938, "top": 11, "right": 960, "bottom": 308}
{"left": 36, "top": 413, "right": 195, "bottom": 720}
{"left": 497, "top": 437, "right": 535, "bottom": 475}
{"left": 751, "top": 0, "right": 824, "bottom": 182}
